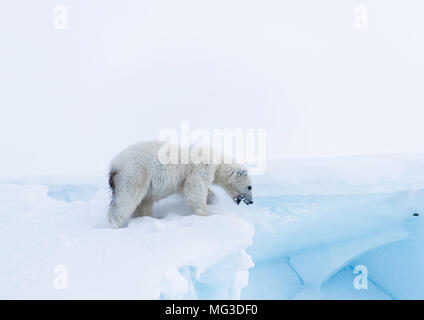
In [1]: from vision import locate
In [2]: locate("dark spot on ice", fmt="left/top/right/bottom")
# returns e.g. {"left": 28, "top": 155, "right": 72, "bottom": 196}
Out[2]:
{"left": 413, "top": 213, "right": 419, "bottom": 217}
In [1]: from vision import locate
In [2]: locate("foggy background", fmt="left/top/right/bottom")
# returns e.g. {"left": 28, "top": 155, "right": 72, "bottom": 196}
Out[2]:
{"left": 1, "top": 0, "right": 424, "bottom": 178}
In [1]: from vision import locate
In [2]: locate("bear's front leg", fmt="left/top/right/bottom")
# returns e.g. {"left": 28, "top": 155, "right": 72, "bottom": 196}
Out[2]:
{"left": 207, "top": 189, "right": 218, "bottom": 205}
{"left": 183, "top": 175, "right": 208, "bottom": 216}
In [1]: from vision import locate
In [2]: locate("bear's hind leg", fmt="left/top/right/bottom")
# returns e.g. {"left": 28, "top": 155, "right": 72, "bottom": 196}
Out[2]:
{"left": 108, "top": 168, "right": 150, "bottom": 228}
{"left": 132, "top": 199, "right": 154, "bottom": 218}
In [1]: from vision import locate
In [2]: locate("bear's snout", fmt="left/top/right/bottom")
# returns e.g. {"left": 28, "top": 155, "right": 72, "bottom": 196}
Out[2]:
{"left": 235, "top": 194, "right": 253, "bottom": 205}
{"left": 243, "top": 197, "right": 253, "bottom": 205}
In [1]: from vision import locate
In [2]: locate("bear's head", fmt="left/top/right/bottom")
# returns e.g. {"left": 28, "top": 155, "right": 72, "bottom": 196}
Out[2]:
{"left": 215, "top": 164, "right": 253, "bottom": 205}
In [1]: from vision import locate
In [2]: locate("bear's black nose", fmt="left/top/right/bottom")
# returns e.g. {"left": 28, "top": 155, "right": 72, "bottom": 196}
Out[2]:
{"left": 249, "top": 200, "right": 253, "bottom": 204}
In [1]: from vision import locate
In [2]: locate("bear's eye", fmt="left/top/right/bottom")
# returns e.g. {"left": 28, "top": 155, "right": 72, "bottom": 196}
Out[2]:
{"left": 247, "top": 186, "right": 252, "bottom": 190}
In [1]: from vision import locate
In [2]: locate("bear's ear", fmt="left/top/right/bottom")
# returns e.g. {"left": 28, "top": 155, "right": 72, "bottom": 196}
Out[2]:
{"left": 236, "top": 169, "right": 248, "bottom": 176}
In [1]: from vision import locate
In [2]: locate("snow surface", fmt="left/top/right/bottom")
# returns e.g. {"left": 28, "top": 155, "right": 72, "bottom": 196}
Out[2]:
{"left": 1, "top": 154, "right": 424, "bottom": 299}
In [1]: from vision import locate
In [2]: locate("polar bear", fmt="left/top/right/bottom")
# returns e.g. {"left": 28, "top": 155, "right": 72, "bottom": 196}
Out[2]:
{"left": 107, "top": 141, "right": 253, "bottom": 228}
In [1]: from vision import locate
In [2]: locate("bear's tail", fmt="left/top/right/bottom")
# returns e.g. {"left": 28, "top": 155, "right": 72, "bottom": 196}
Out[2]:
{"left": 108, "top": 168, "right": 118, "bottom": 197}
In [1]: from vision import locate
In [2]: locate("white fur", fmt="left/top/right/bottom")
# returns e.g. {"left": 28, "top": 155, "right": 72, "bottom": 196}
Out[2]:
{"left": 107, "top": 141, "right": 253, "bottom": 228}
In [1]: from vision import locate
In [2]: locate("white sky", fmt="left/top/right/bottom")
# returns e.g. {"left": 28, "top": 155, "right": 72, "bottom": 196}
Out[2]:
{"left": 1, "top": 0, "right": 424, "bottom": 178}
